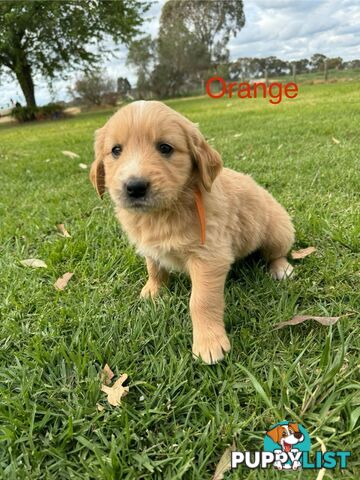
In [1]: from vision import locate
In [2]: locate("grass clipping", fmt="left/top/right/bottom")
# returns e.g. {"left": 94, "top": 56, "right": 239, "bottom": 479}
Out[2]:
{"left": 212, "top": 442, "right": 236, "bottom": 480}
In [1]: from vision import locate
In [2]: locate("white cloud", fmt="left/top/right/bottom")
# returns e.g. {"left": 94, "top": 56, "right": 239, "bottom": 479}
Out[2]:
{"left": 1, "top": 0, "right": 359, "bottom": 108}
{"left": 233, "top": 0, "right": 360, "bottom": 60}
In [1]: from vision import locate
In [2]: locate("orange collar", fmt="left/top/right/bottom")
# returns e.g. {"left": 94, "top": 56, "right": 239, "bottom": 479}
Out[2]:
{"left": 194, "top": 188, "right": 206, "bottom": 245}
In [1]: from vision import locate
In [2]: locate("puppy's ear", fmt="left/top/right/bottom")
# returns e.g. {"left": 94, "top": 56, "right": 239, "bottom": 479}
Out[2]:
{"left": 266, "top": 426, "right": 281, "bottom": 444}
{"left": 188, "top": 125, "right": 222, "bottom": 192}
{"left": 288, "top": 423, "right": 300, "bottom": 433}
{"left": 90, "top": 127, "right": 106, "bottom": 198}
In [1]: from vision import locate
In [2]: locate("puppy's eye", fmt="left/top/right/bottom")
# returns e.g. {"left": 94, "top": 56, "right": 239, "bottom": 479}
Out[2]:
{"left": 111, "top": 144, "right": 122, "bottom": 158}
{"left": 282, "top": 431, "right": 287, "bottom": 437}
{"left": 157, "top": 143, "right": 173, "bottom": 156}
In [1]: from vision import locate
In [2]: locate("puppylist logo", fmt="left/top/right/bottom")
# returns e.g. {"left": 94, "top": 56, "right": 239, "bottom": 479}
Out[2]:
{"left": 231, "top": 421, "right": 351, "bottom": 471}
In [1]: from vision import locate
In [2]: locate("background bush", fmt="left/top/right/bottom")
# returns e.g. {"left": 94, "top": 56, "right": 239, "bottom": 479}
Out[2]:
{"left": 11, "top": 103, "right": 65, "bottom": 123}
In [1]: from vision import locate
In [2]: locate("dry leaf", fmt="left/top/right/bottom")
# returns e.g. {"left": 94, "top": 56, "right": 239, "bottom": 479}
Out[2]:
{"left": 56, "top": 223, "right": 71, "bottom": 238}
{"left": 101, "top": 373, "right": 129, "bottom": 406}
{"left": 101, "top": 364, "right": 115, "bottom": 386}
{"left": 332, "top": 137, "right": 340, "bottom": 144}
{"left": 79, "top": 163, "right": 88, "bottom": 169}
{"left": 20, "top": 258, "right": 47, "bottom": 268}
{"left": 54, "top": 272, "right": 73, "bottom": 290}
{"left": 274, "top": 315, "right": 341, "bottom": 330}
{"left": 212, "top": 441, "right": 236, "bottom": 480}
{"left": 62, "top": 150, "right": 80, "bottom": 159}
{"left": 291, "top": 246, "right": 316, "bottom": 259}
{"left": 96, "top": 403, "right": 105, "bottom": 412}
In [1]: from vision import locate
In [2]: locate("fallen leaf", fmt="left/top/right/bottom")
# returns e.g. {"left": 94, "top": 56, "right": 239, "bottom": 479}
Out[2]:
{"left": 56, "top": 223, "right": 71, "bottom": 238}
{"left": 332, "top": 137, "right": 340, "bottom": 144}
{"left": 212, "top": 441, "right": 236, "bottom": 480}
{"left": 96, "top": 403, "right": 105, "bottom": 412}
{"left": 274, "top": 315, "right": 341, "bottom": 330}
{"left": 79, "top": 163, "right": 88, "bottom": 169}
{"left": 291, "top": 246, "right": 316, "bottom": 259}
{"left": 100, "top": 364, "right": 115, "bottom": 386}
{"left": 54, "top": 272, "right": 74, "bottom": 290}
{"left": 62, "top": 150, "right": 80, "bottom": 159}
{"left": 101, "top": 373, "right": 129, "bottom": 406}
{"left": 20, "top": 258, "right": 47, "bottom": 268}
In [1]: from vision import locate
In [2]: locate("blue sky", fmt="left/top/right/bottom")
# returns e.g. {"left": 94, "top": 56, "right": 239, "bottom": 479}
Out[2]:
{"left": 0, "top": 0, "right": 359, "bottom": 108}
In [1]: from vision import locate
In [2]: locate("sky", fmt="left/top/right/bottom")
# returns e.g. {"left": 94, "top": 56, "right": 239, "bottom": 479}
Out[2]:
{"left": 0, "top": 0, "right": 359, "bottom": 108}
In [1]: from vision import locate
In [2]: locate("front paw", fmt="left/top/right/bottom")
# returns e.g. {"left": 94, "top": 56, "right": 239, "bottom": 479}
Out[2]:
{"left": 140, "top": 281, "right": 161, "bottom": 299}
{"left": 192, "top": 329, "right": 231, "bottom": 364}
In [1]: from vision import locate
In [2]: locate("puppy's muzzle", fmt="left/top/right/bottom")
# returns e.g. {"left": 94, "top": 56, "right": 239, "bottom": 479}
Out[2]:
{"left": 125, "top": 177, "right": 150, "bottom": 200}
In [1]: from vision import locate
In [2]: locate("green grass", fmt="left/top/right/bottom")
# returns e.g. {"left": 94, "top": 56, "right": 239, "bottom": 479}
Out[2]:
{"left": 0, "top": 82, "right": 359, "bottom": 479}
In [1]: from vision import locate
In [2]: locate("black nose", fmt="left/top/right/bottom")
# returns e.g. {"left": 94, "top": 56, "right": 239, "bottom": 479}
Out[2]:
{"left": 294, "top": 432, "right": 303, "bottom": 439}
{"left": 126, "top": 178, "right": 149, "bottom": 199}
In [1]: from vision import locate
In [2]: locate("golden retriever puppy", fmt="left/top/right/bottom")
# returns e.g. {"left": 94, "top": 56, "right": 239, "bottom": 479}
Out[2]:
{"left": 90, "top": 101, "right": 294, "bottom": 364}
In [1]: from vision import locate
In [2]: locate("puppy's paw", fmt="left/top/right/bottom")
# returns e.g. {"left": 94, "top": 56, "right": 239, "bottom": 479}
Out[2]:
{"left": 140, "top": 281, "right": 161, "bottom": 299}
{"left": 192, "top": 330, "right": 231, "bottom": 364}
{"left": 269, "top": 258, "right": 294, "bottom": 280}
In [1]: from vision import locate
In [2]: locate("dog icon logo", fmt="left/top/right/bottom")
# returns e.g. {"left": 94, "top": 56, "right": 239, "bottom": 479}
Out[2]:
{"left": 264, "top": 421, "right": 311, "bottom": 470}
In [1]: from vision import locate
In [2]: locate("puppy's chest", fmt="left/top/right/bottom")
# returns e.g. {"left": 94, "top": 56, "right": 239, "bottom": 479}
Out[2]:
{"left": 136, "top": 243, "right": 185, "bottom": 271}
{"left": 117, "top": 209, "right": 195, "bottom": 272}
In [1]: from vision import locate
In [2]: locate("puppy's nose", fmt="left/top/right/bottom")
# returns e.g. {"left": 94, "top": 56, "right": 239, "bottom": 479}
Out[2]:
{"left": 294, "top": 432, "right": 303, "bottom": 439}
{"left": 126, "top": 178, "right": 149, "bottom": 199}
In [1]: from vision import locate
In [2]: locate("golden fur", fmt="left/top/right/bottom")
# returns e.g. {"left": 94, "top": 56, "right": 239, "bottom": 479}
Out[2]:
{"left": 90, "top": 100, "right": 295, "bottom": 364}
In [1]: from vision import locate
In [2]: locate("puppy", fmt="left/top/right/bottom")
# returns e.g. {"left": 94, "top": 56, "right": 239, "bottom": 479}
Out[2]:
{"left": 266, "top": 423, "right": 304, "bottom": 470}
{"left": 90, "top": 100, "right": 294, "bottom": 364}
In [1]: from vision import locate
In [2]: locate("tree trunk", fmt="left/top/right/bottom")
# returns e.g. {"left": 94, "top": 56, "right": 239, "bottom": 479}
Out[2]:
{"left": 15, "top": 63, "right": 37, "bottom": 107}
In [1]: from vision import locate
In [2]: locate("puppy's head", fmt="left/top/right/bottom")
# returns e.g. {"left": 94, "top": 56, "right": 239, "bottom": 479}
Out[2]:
{"left": 266, "top": 423, "right": 304, "bottom": 452}
{"left": 90, "top": 100, "right": 222, "bottom": 210}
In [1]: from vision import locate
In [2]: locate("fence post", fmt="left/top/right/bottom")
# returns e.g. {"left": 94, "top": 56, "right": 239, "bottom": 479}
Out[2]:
{"left": 324, "top": 58, "right": 328, "bottom": 81}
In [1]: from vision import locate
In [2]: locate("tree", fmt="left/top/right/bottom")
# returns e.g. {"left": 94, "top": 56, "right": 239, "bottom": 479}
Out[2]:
{"left": 292, "top": 58, "right": 310, "bottom": 74}
{"left": 117, "top": 77, "right": 132, "bottom": 97}
{"left": 142, "top": 0, "right": 245, "bottom": 98}
{"left": 68, "top": 72, "right": 116, "bottom": 106}
{"left": 160, "top": 0, "right": 245, "bottom": 63}
{"left": 0, "top": 0, "right": 149, "bottom": 107}
{"left": 343, "top": 59, "right": 360, "bottom": 69}
{"left": 127, "top": 35, "right": 156, "bottom": 98}
{"left": 154, "top": 23, "right": 210, "bottom": 97}
{"left": 327, "top": 57, "right": 343, "bottom": 70}
{"left": 311, "top": 53, "right": 327, "bottom": 71}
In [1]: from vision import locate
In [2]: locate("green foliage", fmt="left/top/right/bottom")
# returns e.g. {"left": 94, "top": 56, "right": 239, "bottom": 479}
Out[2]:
{"left": 10, "top": 106, "right": 38, "bottom": 122}
{"left": 69, "top": 72, "right": 117, "bottom": 106}
{"left": 126, "top": 35, "right": 156, "bottom": 98}
{"left": 127, "top": 0, "right": 245, "bottom": 98}
{"left": 0, "top": 82, "right": 359, "bottom": 477}
{"left": 0, "top": 0, "right": 149, "bottom": 106}
{"left": 11, "top": 103, "right": 64, "bottom": 122}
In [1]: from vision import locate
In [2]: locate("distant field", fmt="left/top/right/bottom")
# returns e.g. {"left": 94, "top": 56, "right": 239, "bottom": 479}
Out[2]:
{"left": 272, "top": 67, "right": 360, "bottom": 84}
{"left": 0, "top": 82, "right": 359, "bottom": 479}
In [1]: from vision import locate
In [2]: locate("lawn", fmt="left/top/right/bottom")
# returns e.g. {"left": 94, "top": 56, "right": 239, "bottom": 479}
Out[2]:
{"left": 0, "top": 82, "right": 359, "bottom": 479}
